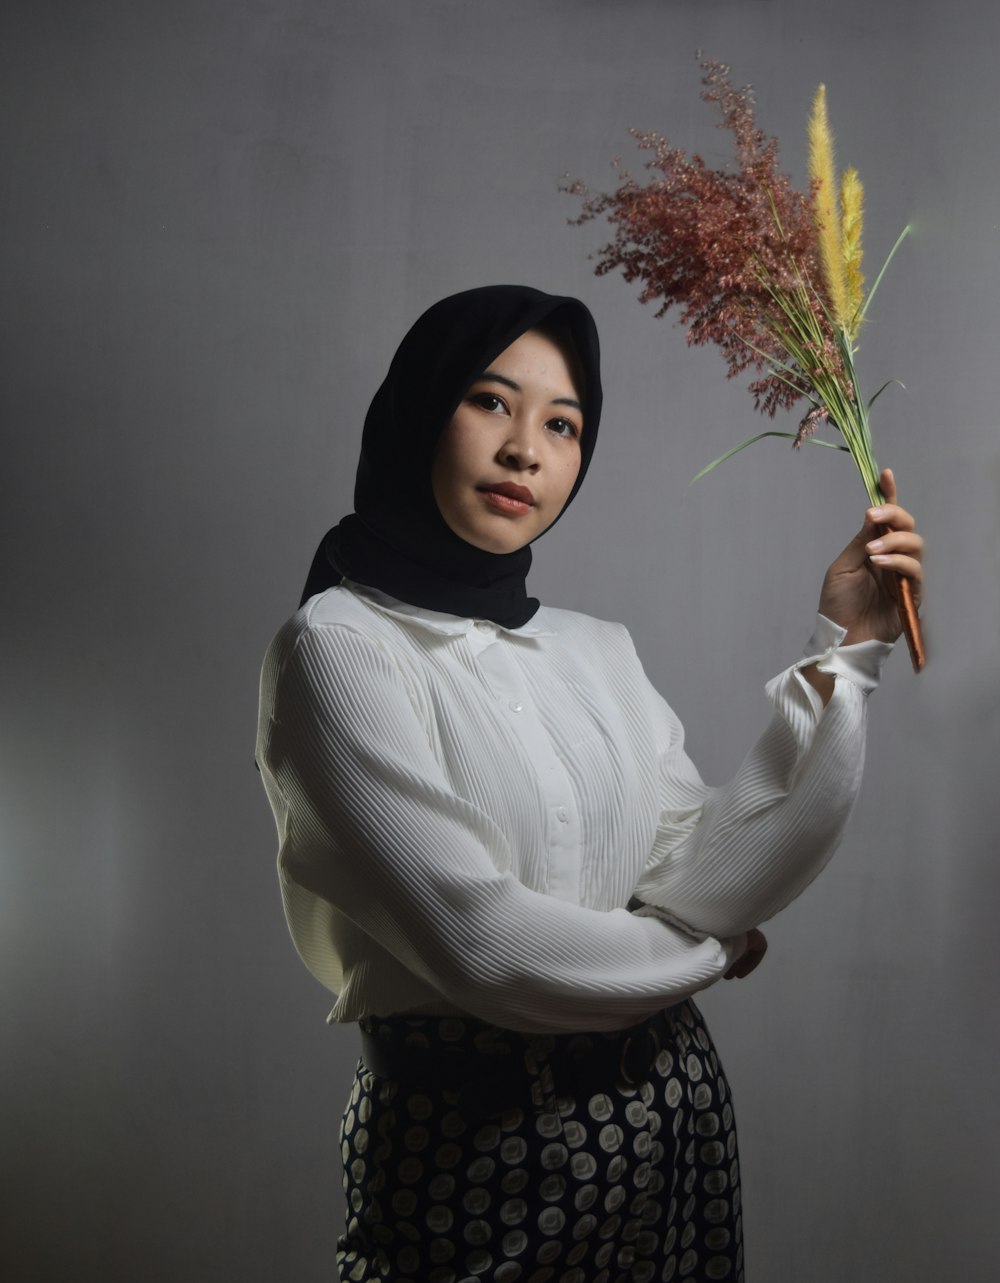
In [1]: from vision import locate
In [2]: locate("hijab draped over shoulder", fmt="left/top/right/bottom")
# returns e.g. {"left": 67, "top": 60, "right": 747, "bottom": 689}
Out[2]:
{"left": 300, "top": 285, "right": 602, "bottom": 628}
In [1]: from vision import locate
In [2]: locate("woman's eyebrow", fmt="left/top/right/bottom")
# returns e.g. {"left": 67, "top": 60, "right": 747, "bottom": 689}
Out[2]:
{"left": 478, "top": 371, "right": 521, "bottom": 393}
{"left": 477, "top": 370, "right": 583, "bottom": 412}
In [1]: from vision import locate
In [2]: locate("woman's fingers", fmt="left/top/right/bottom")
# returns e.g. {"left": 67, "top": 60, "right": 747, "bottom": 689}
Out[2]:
{"left": 724, "top": 927, "right": 768, "bottom": 980}
{"left": 867, "top": 553, "right": 924, "bottom": 584}
{"left": 868, "top": 501, "right": 916, "bottom": 532}
{"left": 866, "top": 517, "right": 924, "bottom": 591}
{"left": 869, "top": 468, "right": 916, "bottom": 533}
{"left": 865, "top": 529, "right": 924, "bottom": 558}
{"left": 865, "top": 468, "right": 923, "bottom": 588}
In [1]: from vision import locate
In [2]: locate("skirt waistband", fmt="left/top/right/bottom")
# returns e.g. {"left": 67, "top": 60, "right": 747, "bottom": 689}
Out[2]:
{"left": 358, "top": 1006, "right": 679, "bottom": 1118}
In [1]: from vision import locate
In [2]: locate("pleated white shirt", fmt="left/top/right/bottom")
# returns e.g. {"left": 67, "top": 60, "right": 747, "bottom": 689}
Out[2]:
{"left": 256, "top": 581, "right": 892, "bottom": 1034}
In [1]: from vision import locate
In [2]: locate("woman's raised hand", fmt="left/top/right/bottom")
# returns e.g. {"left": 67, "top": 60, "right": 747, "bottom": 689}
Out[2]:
{"left": 817, "top": 467, "right": 924, "bottom": 645}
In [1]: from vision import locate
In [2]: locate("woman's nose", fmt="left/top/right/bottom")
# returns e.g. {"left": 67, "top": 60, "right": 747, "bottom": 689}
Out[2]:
{"left": 497, "top": 421, "right": 539, "bottom": 469}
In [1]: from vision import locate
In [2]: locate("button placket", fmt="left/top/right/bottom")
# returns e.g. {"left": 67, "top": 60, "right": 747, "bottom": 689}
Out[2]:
{"left": 473, "top": 637, "right": 582, "bottom": 903}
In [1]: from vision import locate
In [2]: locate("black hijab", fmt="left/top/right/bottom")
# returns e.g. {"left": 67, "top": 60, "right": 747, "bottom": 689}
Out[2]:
{"left": 299, "top": 285, "right": 602, "bottom": 628}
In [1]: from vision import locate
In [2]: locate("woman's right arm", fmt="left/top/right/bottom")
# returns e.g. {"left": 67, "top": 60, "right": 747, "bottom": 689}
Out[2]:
{"left": 258, "top": 619, "right": 745, "bottom": 1034}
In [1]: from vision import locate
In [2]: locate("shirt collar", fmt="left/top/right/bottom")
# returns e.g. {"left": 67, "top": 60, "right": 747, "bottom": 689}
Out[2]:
{"left": 343, "top": 579, "right": 556, "bottom": 640}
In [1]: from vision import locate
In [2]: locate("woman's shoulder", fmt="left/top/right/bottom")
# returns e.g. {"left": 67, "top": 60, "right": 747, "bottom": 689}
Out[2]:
{"left": 535, "top": 604, "right": 638, "bottom": 663}
{"left": 301, "top": 583, "right": 385, "bottom": 630}
{"left": 274, "top": 583, "right": 405, "bottom": 638}
{"left": 263, "top": 585, "right": 399, "bottom": 671}
{"left": 260, "top": 586, "right": 430, "bottom": 724}
{"left": 536, "top": 602, "right": 631, "bottom": 640}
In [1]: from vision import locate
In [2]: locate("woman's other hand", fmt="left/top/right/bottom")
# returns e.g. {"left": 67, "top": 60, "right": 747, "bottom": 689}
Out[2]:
{"left": 724, "top": 928, "right": 768, "bottom": 980}
{"left": 817, "top": 467, "right": 924, "bottom": 645}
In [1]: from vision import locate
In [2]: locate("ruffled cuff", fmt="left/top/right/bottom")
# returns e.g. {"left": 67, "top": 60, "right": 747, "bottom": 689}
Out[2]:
{"left": 798, "top": 613, "right": 895, "bottom": 700}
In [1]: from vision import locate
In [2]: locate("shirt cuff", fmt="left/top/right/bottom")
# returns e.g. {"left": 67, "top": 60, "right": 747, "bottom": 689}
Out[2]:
{"left": 632, "top": 903, "right": 745, "bottom": 976}
{"left": 799, "top": 613, "right": 895, "bottom": 695}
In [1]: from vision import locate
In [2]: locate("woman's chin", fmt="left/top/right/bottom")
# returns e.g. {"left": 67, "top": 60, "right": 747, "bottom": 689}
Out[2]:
{"left": 447, "top": 515, "right": 537, "bottom": 556}
{"left": 461, "top": 531, "right": 531, "bottom": 555}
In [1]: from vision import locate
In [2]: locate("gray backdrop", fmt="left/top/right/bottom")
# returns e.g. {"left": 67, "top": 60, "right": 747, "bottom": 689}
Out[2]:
{"left": 3, "top": 1, "right": 998, "bottom": 1279}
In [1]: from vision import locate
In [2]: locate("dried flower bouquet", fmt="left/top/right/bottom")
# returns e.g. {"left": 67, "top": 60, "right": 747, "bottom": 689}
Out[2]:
{"left": 568, "top": 59, "right": 923, "bottom": 671}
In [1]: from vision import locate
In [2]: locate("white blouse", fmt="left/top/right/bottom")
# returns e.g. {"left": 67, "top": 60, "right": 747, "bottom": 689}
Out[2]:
{"left": 256, "top": 582, "right": 893, "bottom": 1034}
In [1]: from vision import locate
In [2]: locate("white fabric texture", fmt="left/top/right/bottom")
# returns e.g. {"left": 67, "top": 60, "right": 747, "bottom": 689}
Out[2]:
{"left": 256, "top": 583, "right": 892, "bottom": 1034}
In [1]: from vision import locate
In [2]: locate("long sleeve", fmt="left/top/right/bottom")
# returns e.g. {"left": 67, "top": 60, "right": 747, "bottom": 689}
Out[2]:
{"left": 258, "top": 617, "right": 744, "bottom": 1034}
{"left": 633, "top": 615, "right": 893, "bottom": 938}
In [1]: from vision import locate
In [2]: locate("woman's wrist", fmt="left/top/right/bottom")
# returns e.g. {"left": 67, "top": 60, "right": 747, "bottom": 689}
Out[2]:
{"left": 799, "top": 661, "right": 836, "bottom": 706}
{"left": 796, "top": 614, "right": 896, "bottom": 708}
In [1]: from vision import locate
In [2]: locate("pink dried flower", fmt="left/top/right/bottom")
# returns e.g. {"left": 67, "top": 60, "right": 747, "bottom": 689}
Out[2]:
{"left": 567, "top": 57, "right": 841, "bottom": 416}
{"left": 794, "top": 405, "right": 829, "bottom": 447}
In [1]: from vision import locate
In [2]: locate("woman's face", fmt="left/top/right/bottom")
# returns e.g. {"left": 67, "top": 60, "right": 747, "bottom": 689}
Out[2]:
{"left": 431, "top": 328, "right": 584, "bottom": 554}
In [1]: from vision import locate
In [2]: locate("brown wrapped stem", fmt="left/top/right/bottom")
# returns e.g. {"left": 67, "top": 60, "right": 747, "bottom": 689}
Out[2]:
{"left": 878, "top": 522, "right": 924, "bottom": 672}
{"left": 896, "top": 574, "right": 925, "bottom": 672}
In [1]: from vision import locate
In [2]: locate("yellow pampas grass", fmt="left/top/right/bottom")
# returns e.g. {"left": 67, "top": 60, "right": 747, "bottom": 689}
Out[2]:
{"left": 840, "top": 167, "right": 865, "bottom": 333}
{"left": 808, "top": 85, "right": 851, "bottom": 330}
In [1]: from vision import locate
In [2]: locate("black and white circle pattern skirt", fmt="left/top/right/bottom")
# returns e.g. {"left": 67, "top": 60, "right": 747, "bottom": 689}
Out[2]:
{"left": 337, "top": 1000, "right": 744, "bottom": 1283}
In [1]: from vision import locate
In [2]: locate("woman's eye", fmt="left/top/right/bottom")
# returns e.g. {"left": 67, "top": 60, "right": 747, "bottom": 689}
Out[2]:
{"left": 471, "top": 392, "right": 507, "bottom": 414}
{"left": 547, "top": 417, "right": 580, "bottom": 439}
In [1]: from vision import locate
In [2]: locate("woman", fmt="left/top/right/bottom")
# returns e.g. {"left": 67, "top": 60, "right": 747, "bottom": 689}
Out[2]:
{"left": 256, "top": 285, "right": 923, "bottom": 1283}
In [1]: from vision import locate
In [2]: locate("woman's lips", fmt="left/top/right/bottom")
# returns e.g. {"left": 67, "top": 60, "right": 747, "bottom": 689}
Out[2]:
{"left": 478, "top": 482, "right": 535, "bottom": 515}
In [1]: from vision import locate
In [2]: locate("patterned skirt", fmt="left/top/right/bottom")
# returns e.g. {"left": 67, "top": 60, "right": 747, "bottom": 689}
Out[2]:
{"left": 337, "top": 1001, "right": 744, "bottom": 1283}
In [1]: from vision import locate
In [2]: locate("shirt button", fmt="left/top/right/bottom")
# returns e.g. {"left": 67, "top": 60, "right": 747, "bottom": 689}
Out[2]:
{"left": 509, "top": 700, "right": 524, "bottom": 713}
{"left": 556, "top": 806, "right": 569, "bottom": 823}
{"left": 475, "top": 621, "right": 492, "bottom": 634}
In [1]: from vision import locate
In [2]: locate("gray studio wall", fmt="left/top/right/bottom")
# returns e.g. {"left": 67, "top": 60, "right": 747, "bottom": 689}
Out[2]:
{"left": 3, "top": 0, "right": 998, "bottom": 1279}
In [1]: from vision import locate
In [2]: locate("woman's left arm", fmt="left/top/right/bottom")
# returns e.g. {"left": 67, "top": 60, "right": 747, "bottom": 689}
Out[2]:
{"left": 634, "top": 468, "right": 924, "bottom": 938}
